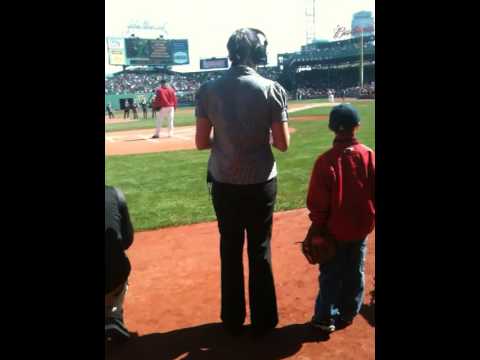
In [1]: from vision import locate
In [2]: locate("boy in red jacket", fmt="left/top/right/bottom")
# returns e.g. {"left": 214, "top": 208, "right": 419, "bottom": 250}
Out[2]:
{"left": 306, "top": 104, "right": 375, "bottom": 333}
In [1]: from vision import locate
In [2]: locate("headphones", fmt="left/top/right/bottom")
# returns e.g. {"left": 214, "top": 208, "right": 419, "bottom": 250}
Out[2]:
{"left": 228, "top": 28, "right": 268, "bottom": 65}
{"left": 247, "top": 28, "right": 268, "bottom": 65}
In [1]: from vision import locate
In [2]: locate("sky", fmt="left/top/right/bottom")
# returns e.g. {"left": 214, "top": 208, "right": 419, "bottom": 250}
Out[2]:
{"left": 105, "top": 0, "right": 375, "bottom": 75}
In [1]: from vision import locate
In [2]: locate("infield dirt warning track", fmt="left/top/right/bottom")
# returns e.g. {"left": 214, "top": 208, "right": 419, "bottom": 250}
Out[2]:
{"left": 106, "top": 209, "right": 375, "bottom": 360}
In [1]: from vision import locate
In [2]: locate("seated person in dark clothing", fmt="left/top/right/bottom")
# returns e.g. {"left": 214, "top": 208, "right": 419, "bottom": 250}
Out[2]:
{"left": 105, "top": 186, "right": 134, "bottom": 343}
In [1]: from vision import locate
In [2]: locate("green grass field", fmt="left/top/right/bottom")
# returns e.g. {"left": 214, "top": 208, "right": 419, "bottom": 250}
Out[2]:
{"left": 106, "top": 100, "right": 375, "bottom": 231}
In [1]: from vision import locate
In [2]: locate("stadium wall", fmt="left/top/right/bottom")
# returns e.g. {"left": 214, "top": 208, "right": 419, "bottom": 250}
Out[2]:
{"left": 105, "top": 92, "right": 194, "bottom": 111}
{"left": 105, "top": 93, "right": 154, "bottom": 110}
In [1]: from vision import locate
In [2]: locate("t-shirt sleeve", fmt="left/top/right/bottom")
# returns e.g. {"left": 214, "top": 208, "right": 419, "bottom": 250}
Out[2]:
{"left": 195, "top": 83, "right": 208, "bottom": 119}
{"left": 269, "top": 82, "right": 289, "bottom": 123}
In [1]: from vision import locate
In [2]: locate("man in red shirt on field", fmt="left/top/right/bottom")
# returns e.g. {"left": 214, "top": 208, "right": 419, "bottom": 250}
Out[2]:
{"left": 306, "top": 104, "right": 375, "bottom": 333}
{"left": 151, "top": 79, "right": 177, "bottom": 139}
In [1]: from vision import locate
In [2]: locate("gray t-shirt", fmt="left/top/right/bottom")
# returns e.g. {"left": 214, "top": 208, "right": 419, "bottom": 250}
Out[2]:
{"left": 195, "top": 65, "right": 289, "bottom": 185}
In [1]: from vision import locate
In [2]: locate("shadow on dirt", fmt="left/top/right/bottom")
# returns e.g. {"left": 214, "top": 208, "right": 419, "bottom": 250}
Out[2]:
{"left": 106, "top": 322, "right": 330, "bottom": 360}
{"left": 359, "top": 288, "right": 375, "bottom": 327}
{"left": 359, "top": 303, "right": 375, "bottom": 327}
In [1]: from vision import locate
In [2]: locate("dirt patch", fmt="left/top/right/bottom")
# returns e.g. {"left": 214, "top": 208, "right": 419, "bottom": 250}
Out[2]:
{"left": 105, "top": 117, "right": 139, "bottom": 124}
{"left": 106, "top": 208, "right": 374, "bottom": 359}
{"left": 106, "top": 127, "right": 297, "bottom": 156}
{"left": 105, "top": 131, "right": 196, "bottom": 156}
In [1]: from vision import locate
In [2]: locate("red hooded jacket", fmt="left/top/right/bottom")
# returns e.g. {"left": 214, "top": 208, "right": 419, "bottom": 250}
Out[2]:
{"left": 307, "top": 134, "right": 375, "bottom": 242}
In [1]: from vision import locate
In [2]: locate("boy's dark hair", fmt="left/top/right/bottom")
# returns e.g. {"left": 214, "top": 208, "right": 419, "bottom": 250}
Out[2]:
{"left": 328, "top": 104, "right": 360, "bottom": 133}
{"left": 227, "top": 28, "right": 268, "bottom": 66}
{"left": 160, "top": 79, "right": 167, "bottom": 85}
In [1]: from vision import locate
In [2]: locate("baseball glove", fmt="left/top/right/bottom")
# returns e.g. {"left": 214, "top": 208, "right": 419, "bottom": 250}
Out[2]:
{"left": 301, "top": 225, "right": 336, "bottom": 265}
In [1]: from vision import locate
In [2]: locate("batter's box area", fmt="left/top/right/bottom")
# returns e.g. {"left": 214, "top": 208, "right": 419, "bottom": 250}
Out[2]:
{"left": 106, "top": 126, "right": 297, "bottom": 156}
{"left": 106, "top": 127, "right": 198, "bottom": 156}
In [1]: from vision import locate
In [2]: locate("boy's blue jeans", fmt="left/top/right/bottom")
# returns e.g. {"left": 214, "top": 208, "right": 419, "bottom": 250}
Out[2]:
{"left": 313, "top": 238, "right": 367, "bottom": 322}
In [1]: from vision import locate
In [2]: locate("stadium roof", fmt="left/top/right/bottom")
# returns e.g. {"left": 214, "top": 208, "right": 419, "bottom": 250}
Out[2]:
{"left": 312, "top": 38, "right": 329, "bottom": 44}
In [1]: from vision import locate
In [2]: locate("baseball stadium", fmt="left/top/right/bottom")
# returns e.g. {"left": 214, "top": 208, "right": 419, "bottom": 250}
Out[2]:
{"left": 105, "top": 3, "right": 375, "bottom": 359}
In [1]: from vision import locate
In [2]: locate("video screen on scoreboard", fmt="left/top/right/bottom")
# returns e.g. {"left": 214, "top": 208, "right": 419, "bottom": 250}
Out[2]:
{"left": 111, "top": 38, "right": 190, "bottom": 66}
{"left": 125, "top": 38, "right": 171, "bottom": 65}
{"left": 200, "top": 57, "right": 229, "bottom": 70}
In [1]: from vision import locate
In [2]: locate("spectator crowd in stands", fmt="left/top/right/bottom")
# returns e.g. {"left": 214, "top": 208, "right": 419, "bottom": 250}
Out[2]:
{"left": 299, "top": 35, "right": 375, "bottom": 62}
{"left": 105, "top": 66, "right": 281, "bottom": 97}
{"left": 295, "top": 82, "right": 375, "bottom": 100}
{"left": 105, "top": 65, "right": 373, "bottom": 105}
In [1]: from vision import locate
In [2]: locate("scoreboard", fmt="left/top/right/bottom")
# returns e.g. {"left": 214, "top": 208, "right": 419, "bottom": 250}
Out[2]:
{"left": 200, "top": 57, "right": 229, "bottom": 70}
{"left": 107, "top": 37, "right": 189, "bottom": 66}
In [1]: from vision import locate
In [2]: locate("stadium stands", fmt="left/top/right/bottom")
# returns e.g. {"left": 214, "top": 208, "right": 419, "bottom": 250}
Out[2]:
{"left": 105, "top": 35, "right": 375, "bottom": 107}
{"left": 105, "top": 66, "right": 282, "bottom": 97}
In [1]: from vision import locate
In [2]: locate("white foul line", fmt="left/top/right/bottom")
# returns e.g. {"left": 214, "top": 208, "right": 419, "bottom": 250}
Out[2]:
{"left": 288, "top": 102, "right": 341, "bottom": 114}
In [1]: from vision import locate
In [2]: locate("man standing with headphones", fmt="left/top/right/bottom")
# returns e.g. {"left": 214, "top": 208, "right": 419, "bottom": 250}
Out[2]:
{"left": 195, "top": 28, "right": 290, "bottom": 338}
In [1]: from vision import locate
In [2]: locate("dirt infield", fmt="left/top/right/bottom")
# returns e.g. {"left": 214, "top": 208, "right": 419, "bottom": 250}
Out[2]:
{"left": 106, "top": 127, "right": 199, "bottom": 155}
{"left": 105, "top": 101, "right": 335, "bottom": 156}
{"left": 104, "top": 114, "right": 328, "bottom": 156}
{"left": 106, "top": 126, "right": 299, "bottom": 156}
{"left": 106, "top": 208, "right": 375, "bottom": 360}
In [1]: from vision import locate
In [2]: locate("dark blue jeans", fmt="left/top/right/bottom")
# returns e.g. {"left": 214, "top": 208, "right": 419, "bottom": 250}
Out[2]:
{"left": 313, "top": 239, "right": 367, "bottom": 322}
{"left": 211, "top": 178, "right": 278, "bottom": 331}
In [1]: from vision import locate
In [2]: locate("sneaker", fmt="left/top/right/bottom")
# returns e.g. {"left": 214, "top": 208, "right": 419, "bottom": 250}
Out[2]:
{"left": 105, "top": 317, "right": 131, "bottom": 343}
{"left": 310, "top": 318, "right": 336, "bottom": 333}
{"left": 151, "top": 134, "right": 159, "bottom": 139}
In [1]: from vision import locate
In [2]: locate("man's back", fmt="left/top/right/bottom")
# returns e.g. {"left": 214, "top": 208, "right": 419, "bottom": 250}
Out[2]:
{"left": 155, "top": 86, "right": 176, "bottom": 107}
{"left": 195, "top": 65, "right": 288, "bottom": 184}
{"left": 202, "top": 66, "right": 273, "bottom": 133}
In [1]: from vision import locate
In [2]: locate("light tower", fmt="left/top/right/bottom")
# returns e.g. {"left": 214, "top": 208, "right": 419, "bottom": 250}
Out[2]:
{"left": 305, "top": 0, "right": 316, "bottom": 45}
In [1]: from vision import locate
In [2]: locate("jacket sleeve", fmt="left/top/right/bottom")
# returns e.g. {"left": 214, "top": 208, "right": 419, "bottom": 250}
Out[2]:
{"left": 306, "top": 156, "right": 332, "bottom": 229}
{"left": 114, "top": 188, "right": 134, "bottom": 250}
{"left": 369, "top": 150, "right": 375, "bottom": 210}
